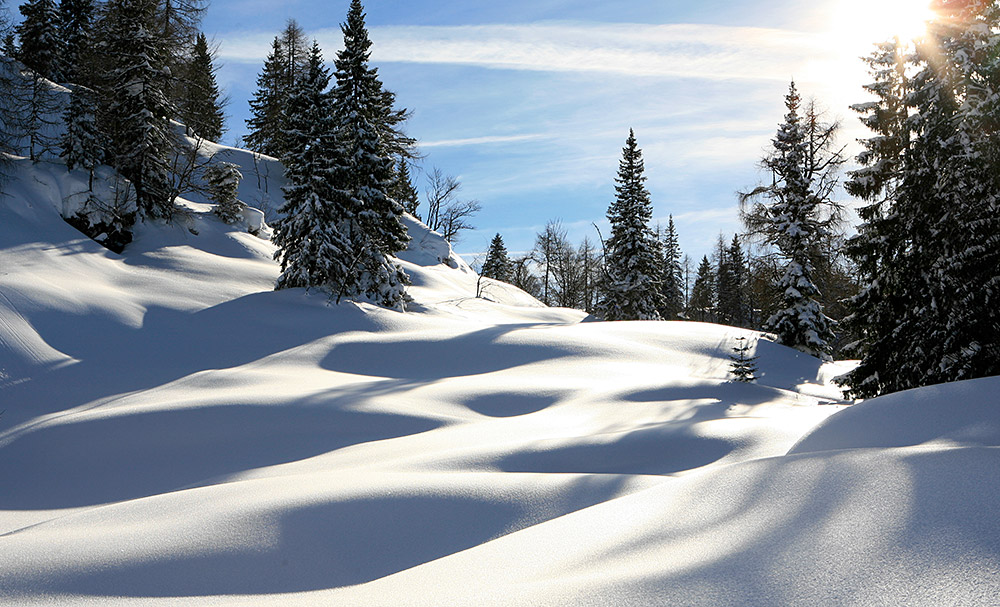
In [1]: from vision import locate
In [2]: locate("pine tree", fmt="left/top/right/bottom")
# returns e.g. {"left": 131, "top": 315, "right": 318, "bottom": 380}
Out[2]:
{"left": 244, "top": 37, "right": 286, "bottom": 157}
{"left": 688, "top": 255, "right": 715, "bottom": 322}
{"left": 98, "top": 0, "right": 176, "bottom": 220}
{"left": 206, "top": 162, "right": 244, "bottom": 224}
{"left": 740, "top": 82, "right": 842, "bottom": 359}
{"left": 61, "top": 85, "right": 102, "bottom": 187}
{"left": 392, "top": 159, "right": 420, "bottom": 217}
{"left": 482, "top": 233, "right": 513, "bottom": 282}
{"left": 660, "top": 215, "right": 684, "bottom": 320}
{"left": 331, "top": 0, "right": 409, "bottom": 305}
{"left": 176, "top": 32, "right": 225, "bottom": 141}
{"left": 598, "top": 129, "right": 664, "bottom": 320}
{"left": 57, "top": 0, "right": 95, "bottom": 85}
{"left": 272, "top": 42, "right": 357, "bottom": 295}
{"left": 717, "top": 234, "right": 748, "bottom": 327}
{"left": 729, "top": 336, "right": 758, "bottom": 382}
{"left": 17, "top": 0, "right": 62, "bottom": 81}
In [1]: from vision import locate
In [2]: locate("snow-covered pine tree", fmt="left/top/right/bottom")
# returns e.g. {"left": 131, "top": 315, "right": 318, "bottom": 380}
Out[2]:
{"left": 98, "top": 0, "right": 176, "bottom": 220}
{"left": 717, "top": 234, "right": 748, "bottom": 327}
{"left": 330, "top": 0, "right": 409, "bottom": 305}
{"left": 272, "top": 42, "right": 357, "bottom": 296}
{"left": 660, "top": 215, "right": 684, "bottom": 320}
{"left": 244, "top": 37, "right": 286, "bottom": 157}
{"left": 729, "top": 336, "right": 758, "bottom": 382}
{"left": 392, "top": 159, "right": 420, "bottom": 217}
{"left": 17, "top": 0, "right": 61, "bottom": 81}
{"left": 176, "top": 32, "right": 225, "bottom": 141}
{"left": 740, "top": 82, "right": 842, "bottom": 359}
{"left": 597, "top": 129, "right": 664, "bottom": 320}
{"left": 60, "top": 85, "right": 101, "bottom": 188}
{"left": 838, "top": 38, "right": 913, "bottom": 398}
{"left": 206, "top": 161, "right": 244, "bottom": 224}
{"left": 482, "top": 233, "right": 513, "bottom": 283}
{"left": 245, "top": 21, "right": 309, "bottom": 158}
{"left": 687, "top": 255, "right": 716, "bottom": 322}
{"left": 57, "top": 0, "right": 95, "bottom": 85}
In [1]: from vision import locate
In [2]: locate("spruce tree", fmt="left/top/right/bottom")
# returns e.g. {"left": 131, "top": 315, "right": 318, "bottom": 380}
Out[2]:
{"left": 331, "top": 0, "right": 409, "bottom": 304}
{"left": 60, "top": 85, "right": 102, "bottom": 187}
{"left": 688, "top": 255, "right": 716, "bottom": 323}
{"left": 98, "top": 0, "right": 175, "bottom": 220}
{"left": 729, "top": 336, "right": 758, "bottom": 382}
{"left": 740, "top": 82, "right": 841, "bottom": 359}
{"left": 206, "top": 162, "right": 244, "bottom": 224}
{"left": 482, "top": 233, "right": 513, "bottom": 282}
{"left": 57, "top": 0, "right": 95, "bottom": 85}
{"left": 660, "top": 215, "right": 684, "bottom": 320}
{"left": 177, "top": 32, "right": 225, "bottom": 141}
{"left": 17, "top": 0, "right": 61, "bottom": 81}
{"left": 273, "top": 42, "right": 356, "bottom": 295}
{"left": 598, "top": 129, "right": 664, "bottom": 320}
{"left": 717, "top": 234, "right": 748, "bottom": 327}
{"left": 245, "top": 37, "right": 286, "bottom": 157}
{"left": 392, "top": 159, "right": 420, "bottom": 217}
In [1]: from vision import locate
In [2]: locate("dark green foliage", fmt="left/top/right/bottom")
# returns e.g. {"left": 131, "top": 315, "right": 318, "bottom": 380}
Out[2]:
{"left": 17, "top": 0, "right": 61, "bottom": 81}
{"left": 60, "top": 85, "right": 102, "bottom": 185}
{"left": 206, "top": 161, "right": 244, "bottom": 224}
{"left": 392, "top": 159, "right": 420, "bottom": 217}
{"left": 729, "top": 336, "right": 758, "bottom": 382}
{"left": 177, "top": 32, "right": 225, "bottom": 141}
{"left": 245, "top": 20, "right": 309, "bottom": 157}
{"left": 482, "top": 233, "right": 513, "bottom": 283}
{"left": 717, "top": 234, "right": 748, "bottom": 327}
{"left": 660, "top": 216, "right": 684, "bottom": 320}
{"left": 687, "top": 255, "right": 715, "bottom": 322}
{"left": 57, "top": 0, "right": 95, "bottom": 85}
{"left": 598, "top": 129, "right": 664, "bottom": 320}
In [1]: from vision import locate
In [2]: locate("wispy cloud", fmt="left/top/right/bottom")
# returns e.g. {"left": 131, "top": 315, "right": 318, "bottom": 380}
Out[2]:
{"left": 217, "top": 21, "right": 839, "bottom": 83}
{"left": 420, "top": 134, "right": 548, "bottom": 148}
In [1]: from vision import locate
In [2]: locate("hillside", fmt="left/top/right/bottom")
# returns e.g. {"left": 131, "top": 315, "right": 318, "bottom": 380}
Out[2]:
{"left": 1, "top": 154, "right": 998, "bottom": 606}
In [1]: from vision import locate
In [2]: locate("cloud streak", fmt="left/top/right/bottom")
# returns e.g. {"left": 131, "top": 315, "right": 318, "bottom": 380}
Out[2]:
{"left": 420, "top": 134, "right": 547, "bottom": 148}
{"left": 217, "top": 21, "right": 840, "bottom": 83}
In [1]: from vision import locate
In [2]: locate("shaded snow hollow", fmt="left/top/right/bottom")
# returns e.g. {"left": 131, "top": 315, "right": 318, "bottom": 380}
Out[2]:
{"left": 1, "top": 158, "right": 998, "bottom": 606}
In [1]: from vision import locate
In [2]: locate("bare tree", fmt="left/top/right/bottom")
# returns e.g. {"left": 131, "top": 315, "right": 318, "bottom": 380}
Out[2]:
{"left": 424, "top": 166, "right": 480, "bottom": 244}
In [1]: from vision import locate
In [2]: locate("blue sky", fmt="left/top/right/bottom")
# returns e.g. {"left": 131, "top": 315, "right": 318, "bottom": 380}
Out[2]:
{"left": 27, "top": 0, "right": 924, "bottom": 261}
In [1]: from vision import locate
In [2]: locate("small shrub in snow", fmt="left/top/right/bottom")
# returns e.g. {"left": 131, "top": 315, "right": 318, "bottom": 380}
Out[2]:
{"left": 729, "top": 336, "right": 758, "bottom": 382}
{"left": 206, "top": 162, "right": 244, "bottom": 225}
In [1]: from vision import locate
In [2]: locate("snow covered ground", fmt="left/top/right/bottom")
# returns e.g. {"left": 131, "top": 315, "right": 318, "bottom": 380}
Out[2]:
{"left": 1, "top": 157, "right": 998, "bottom": 606}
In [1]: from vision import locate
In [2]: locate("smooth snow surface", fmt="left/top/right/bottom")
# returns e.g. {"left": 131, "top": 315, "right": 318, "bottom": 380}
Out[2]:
{"left": 2, "top": 158, "right": 998, "bottom": 606}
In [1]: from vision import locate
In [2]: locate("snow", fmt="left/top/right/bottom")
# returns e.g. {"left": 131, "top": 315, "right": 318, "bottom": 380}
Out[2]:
{"left": 1, "top": 157, "right": 998, "bottom": 606}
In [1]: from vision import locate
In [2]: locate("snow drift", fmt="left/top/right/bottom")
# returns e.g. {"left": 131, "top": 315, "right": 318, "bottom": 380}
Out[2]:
{"left": 1, "top": 154, "right": 998, "bottom": 606}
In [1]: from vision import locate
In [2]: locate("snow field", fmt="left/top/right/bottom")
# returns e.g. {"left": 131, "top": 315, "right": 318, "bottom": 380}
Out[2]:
{"left": 1, "top": 158, "right": 997, "bottom": 605}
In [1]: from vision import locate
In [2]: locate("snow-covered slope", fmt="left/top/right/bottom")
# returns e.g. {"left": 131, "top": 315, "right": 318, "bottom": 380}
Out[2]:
{"left": 1, "top": 157, "right": 997, "bottom": 606}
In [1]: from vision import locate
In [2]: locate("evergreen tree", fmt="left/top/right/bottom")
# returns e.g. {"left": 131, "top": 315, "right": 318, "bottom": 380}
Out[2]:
{"left": 598, "top": 129, "right": 664, "bottom": 320}
{"left": 330, "top": 0, "right": 409, "bottom": 304}
{"left": 98, "top": 0, "right": 176, "bottom": 220}
{"left": 660, "top": 215, "right": 684, "bottom": 320}
{"left": 717, "top": 234, "right": 748, "bottom": 327}
{"left": 60, "top": 85, "right": 102, "bottom": 187}
{"left": 245, "top": 37, "right": 286, "bottom": 157}
{"left": 177, "top": 32, "right": 225, "bottom": 141}
{"left": 57, "top": 0, "right": 95, "bottom": 85}
{"left": 740, "top": 82, "right": 842, "bottom": 359}
{"left": 17, "top": 0, "right": 61, "bottom": 81}
{"left": 729, "top": 336, "right": 758, "bottom": 382}
{"left": 206, "top": 162, "right": 244, "bottom": 224}
{"left": 687, "top": 256, "right": 715, "bottom": 322}
{"left": 392, "top": 159, "right": 420, "bottom": 217}
{"left": 273, "top": 42, "right": 356, "bottom": 295}
{"left": 482, "top": 233, "right": 513, "bottom": 283}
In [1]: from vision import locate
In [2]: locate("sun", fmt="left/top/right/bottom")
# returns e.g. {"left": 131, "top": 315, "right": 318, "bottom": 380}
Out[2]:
{"left": 834, "top": 0, "right": 937, "bottom": 45}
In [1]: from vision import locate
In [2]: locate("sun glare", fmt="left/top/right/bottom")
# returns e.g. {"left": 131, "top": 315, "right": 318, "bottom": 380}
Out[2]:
{"left": 836, "top": 0, "right": 937, "bottom": 45}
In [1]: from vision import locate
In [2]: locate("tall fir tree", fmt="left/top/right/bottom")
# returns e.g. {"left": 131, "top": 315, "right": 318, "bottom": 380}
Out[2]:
{"left": 660, "top": 215, "right": 685, "bottom": 320}
{"left": 330, "top": 0, "right": 409, "bottom": 305}
{"left": 392, "top": 159, "right": 420, "bottom": 217}
{"left": 57, "top": 0, "right": 95, "bottom": 85}
{"left": 60, "top": 85, "right": 102, "bottom": 187}
{"left": 17, "top": 0, "right": 61, "bottom": 81}
{"left": 598, "top": 129, "right": 664, "bottom": 320}
{"left": 245, "top": 20, "right": 310, "bottom": 157}
{"left": 177, "top": 32, "right": 225, "bottom": 141}
{"left": 98, "top": 0, "right": 176, "bottom": 220}
{"left": 740, "top": 82, "right": 841, "bottom": 359}
{"left": 687, "top": 255, "right": 716, "bottom": 323}
{"left": 482, "top": 233, "right": 513, "bottom": 283}
{"left": 717, "top": 234, "right": 748, "bottom": 327}
{"left": 272, "top": 42, "right": 356, "bottom": 295}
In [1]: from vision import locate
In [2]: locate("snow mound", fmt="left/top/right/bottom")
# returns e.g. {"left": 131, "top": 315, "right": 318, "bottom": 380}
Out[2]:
{"left": 790, "top": 375, "right": 1000, "bottom": 454}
